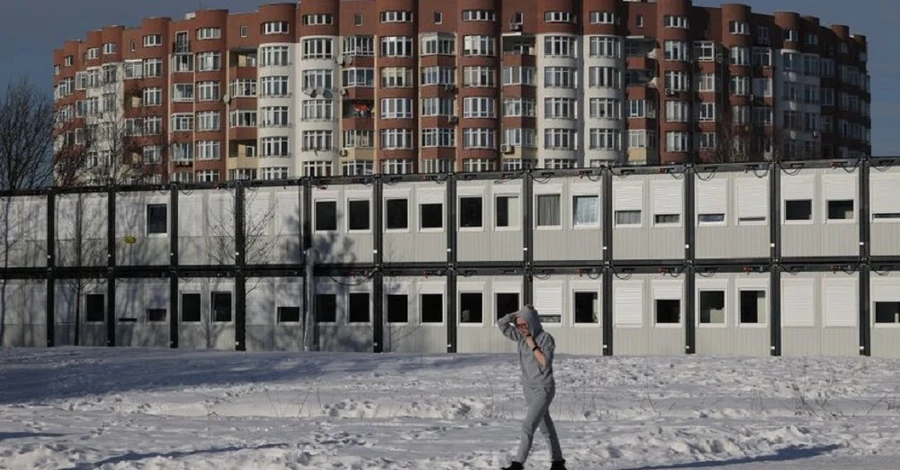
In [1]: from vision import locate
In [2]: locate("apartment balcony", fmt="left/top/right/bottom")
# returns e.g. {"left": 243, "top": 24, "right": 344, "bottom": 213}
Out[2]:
{"left": 228, "top": 126, "right": 256, "bottom": 141}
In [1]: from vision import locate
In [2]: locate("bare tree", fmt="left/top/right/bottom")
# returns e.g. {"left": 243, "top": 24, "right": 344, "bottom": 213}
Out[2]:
{"left": 0, "top": 78, "right": 56, "bottom": 345}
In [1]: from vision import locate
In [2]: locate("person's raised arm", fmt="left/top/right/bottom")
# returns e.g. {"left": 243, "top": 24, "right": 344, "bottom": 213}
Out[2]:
{"left": 497, "top": 312, "right": 522, "bottom": 341}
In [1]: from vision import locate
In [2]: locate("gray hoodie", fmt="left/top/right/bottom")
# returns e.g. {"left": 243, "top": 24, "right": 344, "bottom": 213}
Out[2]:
{"left": 497, "top": 306, "right": 556, "bottom": 389}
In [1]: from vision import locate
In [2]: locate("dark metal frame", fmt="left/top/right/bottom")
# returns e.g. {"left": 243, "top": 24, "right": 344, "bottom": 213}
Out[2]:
{"left": 0, "top": 157, "right": 893, "bottom": 356}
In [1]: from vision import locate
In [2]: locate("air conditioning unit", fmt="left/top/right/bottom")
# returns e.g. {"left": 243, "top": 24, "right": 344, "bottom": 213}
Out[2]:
{"left": 221, "top": 93, "right": 231, "bottom": 103}
{"left": 501, "top": 144, "right": 514, "bottom": 154}
{"left": 335, "top": 55, "right": 345, "bottom": 66}
{"left": 510, "top": 22, "right": 522, "bottom": 31}
{"left": 339, "top": 148, "right": 348, "bottom": 156}
{"left": 315, "top": 87, "right": 325, "bottom": 97}
{"left": 340, "top": 87, "right": 348, "bottom": 95}
{"left": 304, "top": 87, "right": 315, "bottom": 96}
{"left": 665, "top": 88, "right": 675, "bottom": 96}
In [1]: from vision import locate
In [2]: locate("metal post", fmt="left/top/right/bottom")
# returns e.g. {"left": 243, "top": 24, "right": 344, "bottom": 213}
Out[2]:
{"left": 523, "top": 170, "right": 534, "bottom": 305}
{"left": 859, "top": 158, "right": 871, "bottom": 356}
{"left": 602, "top": 166, "right": 614, "bottom": 356}
{"left": 234, "top": 183, "right": 246, "bottom": 351}
{"left": 303, "top": 247, "right": 316, "bottom": 352}
{"left": 373, "top": 175, "right": 384, "bottom": 353}
{"left": 169, "top": 184, "right": 179, "bottom": 349}
{"left": 106, "top": 187, "right": 116, "bottom": 347}
{"left": 46, "top": 190, "right": 56, "bottom": 347}
{"left": 684, "top": 164, "right": 696, "bottom": 355}
{"left": 770, "top": 162, "right": 782, "bottom": 356}
{"left": 445, "top": 173, "right": 456, "bottom": 353}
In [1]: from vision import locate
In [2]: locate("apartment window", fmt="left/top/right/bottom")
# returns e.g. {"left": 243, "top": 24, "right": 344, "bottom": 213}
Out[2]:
{"left": 545, "top": 11, "right": 573, "bottom": 23}
{"left": 783, "top": 29, "right": 798, "bottom": 42}
{"left": 197, "top": 27, "right": 221, "bottom": 40}
{"left": 143, "top": 35, "right": 162, "bottom": 47}
{"left": 664, "top": 71, "right": 689, "bottom": 91}
{"left": 543, "top": 36, "right": 576, "bottom": 58}
{"left": 589, "top": 129, "right": 621, "bottom": 151}
{"left": 589, "top": 36, "right": 621, "bottom": 58}
{"left": 729, "top": 21, "right": 749, "bottom": 35}
{"left": 696, "top": 132, "right": 717, "bottom": 151}
{"left": 259, "top": 106, "right": 289, "bottom": 127}
{"left": 544, "top": 129, "right": 576, "bottom": 150}
{"left": 381, "top": 129, "right": 414, "bottom": 149}
{"left": 170, "top": 113, "right": 193, "bottom": 132}
{"left": 353, "top": 13, "right": 363, "bottom": 26}
{"left": 173, "top": 54, "right": 193, "bottom": 72}
{"left": 664, "top": 15, "right": 689, "bottom": 29}
{"left": 197, "top": 111, "right": 220, "bottom": 131}
{"left": 381, "top": 10, "right": 413, "bottom": 23}
{"left": 590, "top": 11, "right": 616, "bottom": 24}
{"left": 463, "top": 66, "right": 495, "bottom": 87}
{"left": 785, "top": 200, "right": 812, "bottom": 221}
{"left": 142, "top": 58, "right": 162, "bottom": 77}
{"left": 102, "top": 42, "right": 117, "bottom": 55}
{"left": 543, "top": 67, "right": 576, "bottom": 88}
{"left": 196, "top": 141, "right": 221, "bottom": 160}
{"left": 261, "top": 167, "right": 288, "bottom": 180}
{"left": 503, "top": 66, "right": 536, "bottom": 86}
{"left": 628, "top": 130, "right": 657, "bottom": 149}
{"left": 697, "top": 102, "right": 717, "bottom": 122}
{"left": 588, "top": 67, "right": 620, "bottom": 88}
{"left": 343, "top": 36, "right": 374, "bottom": 56}
{"left": 463, "top": 129, "right": 495, "bottom": 149}
{"left": 462, "top": 10, "right": 496, "bottom": 21}
{"left": 230, "top": 79, "right": 256, "bottom": 97}
{"left": 382, "top": 159, "right": 413, "bottom": 175}
{"left": 261, "top": 137, "right": 290, "bottom": 157}
{"left": 666, "top": 101, "right": 689, "bottom": 122}
{"left": 343, "top": 68, "right": 375, "bottom": 87}
{"left": 380, "top": 98, "right": 414, "bottom": 119}
{"left": 301, "top": 100, "right": 332, "bottom": 121}
{"left": 302, "top": 38, "right": 333, "bottom": 60}
{"left": 421, "top": 33, "right": 455, "bottom": 56}
{"left": 729, "top": 47, "right": 749, "bottom": 66}
{"left": 752, "top": 47, "right": 772, "bottom": 66}
{"left": 753, "top": 78, "right": 772, "bottom": 97}
{"left": 343, "top": 130, "right": 374, "bottom": 149}
{"left": 381, "top": 36, "right": 413, "bottom": 57}
{"left": 381, "top": 67, "right": 413, "bottom": 88}
{"left": 666, "top": 132, "right": 690, "bottom": 152}
{"left": 573, "top": 196, "right": 599, "bottom": 226}
{"left": 260, "top": 45, "right": 290, "bottom": 66}
{"left": 664, "top": 41, "right": 690, "bottom": 61}
{"left": 783, "top": 52, "right": 801, "bottom": 72}
{"left": 196, "top": 170, "right": 220, "bottom": 183}
{"left": 342, "top": 162, "right": 373, "bottom": 176}
{"left": 262, "top": 21, "right": 289, "bottom": 35}
{"left": 197, "top": 52, "right": 221, "bottom": 71}
{"left": 730, "top": 76, "right": 749, "bottom": 96}
{"left": 302, "top": 131, "right": 333, "bottom": 151}
{"left": 627, "top": 100, "right": 650, "bottom": 118}
{"left": 302, "top": 69, "right": 332, "bottom": 89}
{"left": 421, "top": 128, "right": 456, "bottom": 148}
{"left": 197, "top": 81, "right": 220, "bottom": 101}
{"left": 464, "top": 35, "right": 495, "bottom": 56}
{"left": 504, "top": 98, "right": 536, "bottom": 117}
{"left": 230, "top": 110, "right": 257, "bottom": 127}
{"left": 142, "top": 145, "right": 162, "bottom": 164}
{"left": 502, "top": 128, "right": 536, "bottom": 148}
{"left": 421, "top": 66, "right": 456, "bottom": 87}
{"left": 463, "top": 97, "right": 495, "bottom": 118}
{"left": 302, "top": 14, "right": 333, "bottom": 25}
{"left": 696, "top": 73, "right": 718, "bottom": 92}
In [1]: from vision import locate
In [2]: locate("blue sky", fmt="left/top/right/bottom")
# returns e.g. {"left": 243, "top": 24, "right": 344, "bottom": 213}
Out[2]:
{"left": 1, "top": 0, "right": 895, "bottom": 155}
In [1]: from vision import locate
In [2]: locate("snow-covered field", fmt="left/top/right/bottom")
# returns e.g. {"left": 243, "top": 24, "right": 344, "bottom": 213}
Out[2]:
{"left": 2, "top": 348, "right": 900, "bottom": 470}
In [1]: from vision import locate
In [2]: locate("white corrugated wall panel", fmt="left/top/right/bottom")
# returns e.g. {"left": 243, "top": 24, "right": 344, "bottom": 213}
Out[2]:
{"left": 782, "top": 278, "right": 815, "bottom": 327}
{"left": 614, "top": 280, "right": 643, "bottom": 327}
{"left": 652, "top": 181, "right": 683, "bottom": 216}
{"left": 613, "top": 181, "right": 643, "bottom": 211}
{"left": 823, "top": 277, "right": 858, "bottom": 327}
{"left": 697, "top": 178, "right": 727, "bottom": 215}
{"left": 870, "top": 174, "right": 900, "bottom": 215}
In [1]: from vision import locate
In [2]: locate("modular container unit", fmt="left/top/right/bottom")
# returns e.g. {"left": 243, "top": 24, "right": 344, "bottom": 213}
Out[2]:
{"left": 456, "top": 176, "right": 525, "bottom": 264}
{"left": 177, "top": 277, "right": 236, "bottom": 350}
{"left": 869, "top": 270, "right": 900, "bottom": 358}
{"left": 113, "top": 279, "right": 169, "bottom": 348}
{"left": 0, "top": 195, "right": 48, "bottom": 268}
{"left": 310, "top": 183, "right": 373, "bottom": 265}
{"left": 177, "top": 188, "right": 236, "bottom": 266}
{"left": 115, "top": 190, "right": 170, "bottom": 266}
{"left": 245, "top": 187, "right": 302, "bottom": 265}
{"left": 55, "top": 193, "right": 108, "bottom": 268}
{"left": 781, "top": 166, "right": 859, "bottom": 259}
{"left": 54, "top": 279, "right": 108, "bottom": 347}
{"left": 533, "top": 175, "right": 604, "bottom": 263}
{"left": 0, "top": 280, "right": 46, "bottom": 347}
{"left": 312, "top": 275, "right": 374, "bottom": 352}
{"left": 694, "top": 167, "right": 771, "bottom": 260}
{"left": 612, "top": 271, "right": 686, "bottom": 356}
{"left": 532, "top": 274, "right": 603, "bottom": 355}
{"left": 245, "top": 277, "right": 305, "bottom": 351}
{"left": 869, "top": 165, "right": 900, "bottom": 257}
{"left": 780, "top": 270, "right": 859, "bottom": 356}
{"left": 383, "top": 181, "right": 447, "bottom": 263}
{"left": 456, "top": 275, "right": 524, "bottom": 353}
{"left": 694, "top": 271, "right": 771, "bottom": 356}
{"left": 611, "top": 171, "right": 685, "bottom": 262}
{"left": 382, "top": 276, "right": 449, "bottom": 353}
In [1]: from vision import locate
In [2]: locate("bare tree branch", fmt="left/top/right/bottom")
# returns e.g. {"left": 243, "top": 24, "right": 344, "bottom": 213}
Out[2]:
{"left": 0, "top": 78, "right": 55, "bottom": 191}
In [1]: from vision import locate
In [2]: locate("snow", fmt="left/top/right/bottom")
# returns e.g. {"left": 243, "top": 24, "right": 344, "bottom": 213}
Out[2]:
{"left": 2, "top": 348, "right": 900, "bottom": 469}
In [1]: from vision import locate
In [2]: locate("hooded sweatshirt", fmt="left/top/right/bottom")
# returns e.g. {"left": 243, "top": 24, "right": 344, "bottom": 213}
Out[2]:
{"left": 497, "top": 306, "right": 556, "bottom": 389}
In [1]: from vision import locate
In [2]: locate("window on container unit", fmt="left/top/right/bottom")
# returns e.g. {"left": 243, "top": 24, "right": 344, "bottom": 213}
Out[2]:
{"left": 460, "top": 293, "right": 483, "bottom": 323}
{"left": 875, "top": 300, "right": 900, "bottom": 324}
{"left": 459, "top": 197, "right": 482, "bottom": 228}
{"left": 699, "top": 290, "right": 725, "bottom": 324}
{"left": 147, "top": 308, "right": 166, "bottom": 322}
{"left": 385, "top": 199, "right": 408, "bottom": 230}
{"left": 496, "top": 195, "right": 520, "bottom": 229}
{"left": 315, "top": 294, "right": 336, "bottom": 323}
{"left": 739, "top": 290, "right": 767, "bottom": 324}
{"left": 827, "top": 200, "right": 854, "bottom": 221}
{"left": 212, "top": 292, "right": 232, "bottom": 322}
{"left": 785, "top": 200, "right": 812, "bottom": 221}
{"left": 387, "top": 294, "right": 408, "bottom": 323}
{"left": 146, "top": 204, "right": 167, "bottom": 235}
{"left": 420, "top": 200, "right": 443, "bottom": 230}
{"left": 302, "top": 38, "right": 333, "bottom": 60}
{"left": 181, "top": 293, "right": 200, "bottom": 322}
{"left": 278, "top": 306, "right": 300, "bottom": 323}
{"left": 315, "top": 200, "right": 337, "bottom": 231}
{"left": 348, "top": 293, "right": 369, "bottom": 323}
{"left": 421, "top": 293, "right": 443, "bottom": 323}
{"left": 573, "top": 195, "right": 599, "bottom": 227}
{"left": 536, "top": 194, "right": 560, "bottom": 227}
{"left": 574, "top": 292, "right": 598, "bottom": 323}
{"left": 347, "top": 200, "right": 370, "bottom": 231}
{"left": 656, "top": 299, "right": 680, "bottom": 324}
{"left": 543, "top": 36, "right": 575, "bottom": 57}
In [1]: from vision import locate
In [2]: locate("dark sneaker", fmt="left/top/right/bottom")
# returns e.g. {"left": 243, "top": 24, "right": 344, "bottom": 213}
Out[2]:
{"left": 550, "top": 460, "right": 567, "bottom": 470}
{"left": 501, "top": 462, "right": 524, "bottom": 470}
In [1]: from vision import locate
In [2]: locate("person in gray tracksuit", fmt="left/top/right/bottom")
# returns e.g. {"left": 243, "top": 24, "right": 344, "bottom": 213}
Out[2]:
{"left": 497, "top": 305, "right": 566, "bottom": 470}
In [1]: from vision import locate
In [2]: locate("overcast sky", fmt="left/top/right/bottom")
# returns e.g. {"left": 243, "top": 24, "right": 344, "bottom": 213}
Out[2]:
{"left": 1, "top": 0, "right": 895, "bottom": 154}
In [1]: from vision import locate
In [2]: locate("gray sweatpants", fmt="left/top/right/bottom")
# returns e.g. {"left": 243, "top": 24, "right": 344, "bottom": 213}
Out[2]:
{"left": 516, "top": 385, "right": 563, "bottom": 463}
